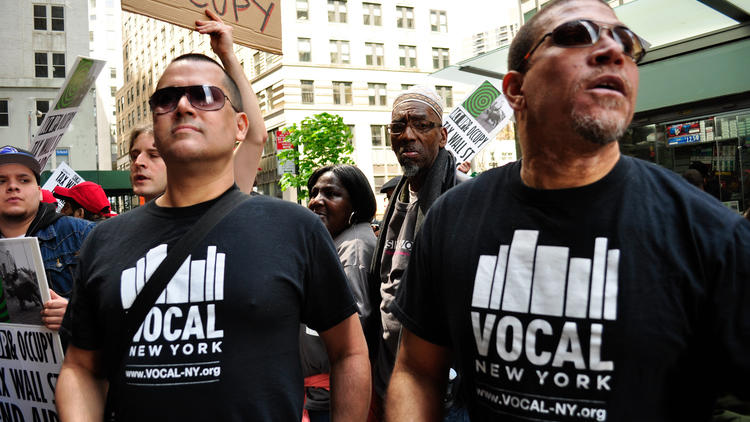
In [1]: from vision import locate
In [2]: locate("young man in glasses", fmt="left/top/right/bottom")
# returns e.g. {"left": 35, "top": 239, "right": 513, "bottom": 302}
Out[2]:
{"left": 56, "top": 12, "right": 370, "bottom": 422}
{"left": 366, "top": 85, "right": 463, "bottom": 420}
{"left": 386, "top": 0, "right": 750, "bottom": 421}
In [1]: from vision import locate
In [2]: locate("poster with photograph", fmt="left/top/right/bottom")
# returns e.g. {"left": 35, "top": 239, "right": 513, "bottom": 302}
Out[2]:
{"left": 31, "top": 56, "right": 105, "bottom": 169}
{"left": 0, "top": 238, "right": 63, "bottom": 420}
{"left": 443, "top": 80, "right": 514, "bottom": 164}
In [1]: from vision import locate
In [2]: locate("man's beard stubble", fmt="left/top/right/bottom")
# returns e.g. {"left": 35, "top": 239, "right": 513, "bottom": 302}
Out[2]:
{"left": 571, "top": 110, "right": 627, "bottom": 146}
{"left": 570, "top": 78, "right": 632, "bottom": 146}
{"left": 399, "top": 159, "right": 420, "bottom": 177}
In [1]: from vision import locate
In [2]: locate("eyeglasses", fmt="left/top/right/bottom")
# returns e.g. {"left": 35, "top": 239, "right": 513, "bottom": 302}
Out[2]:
{"left": 148, "top": 85, "right": 238, "bottom": 115}
{"left": 522, "top": 19, "right": 646, "bottom": 68}
{"left": 387, "top": 120, "right": 441, "bottom": 135}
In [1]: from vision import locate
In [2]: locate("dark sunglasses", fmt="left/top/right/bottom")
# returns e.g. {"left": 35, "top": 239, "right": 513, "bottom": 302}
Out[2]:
{"left": 523, "top": 19, "right": 646, "bottom": 68}
{"left": 387, "top": 120, "right": 441, "bottom": 135}
{"left": 148, "top": 85, "right": 238, "bottom": 114}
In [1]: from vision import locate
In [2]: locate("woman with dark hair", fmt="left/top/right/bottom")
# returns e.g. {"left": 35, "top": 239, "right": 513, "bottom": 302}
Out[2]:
{"left": 301, "top": 164, "right": 377, "bottom": 422}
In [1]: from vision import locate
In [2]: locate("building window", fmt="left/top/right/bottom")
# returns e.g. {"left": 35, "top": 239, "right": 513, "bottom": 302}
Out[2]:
{"left": 35, "top": 5, "right": 65, "bottom": 31}
{"left": 265, "top": 87, "right": 274, "bottom": 111}
{"left": 110, "top": 86, "right": 116, "bottom": 96}
{"left": 53, "top": 53, "right": 66, "bottom": 78}
{"left": 436, "top": 85, "right": 453, "bottom": 108}
{"left": 51, "top": 6, "right": 64, "bottom": 31}
{"left": 33, "top": 5, "right": 47, "bottom": 30}
{"left": 330, "top": 40, "right": 350, "bottom": 64}
{"left": 34, "top": 53, "right": 49, "bottom": 78}
{"left": 328, "top": 0, "right": 347, "bottom": 23}
{"left": 399, "top": 45, "right": 417, "bottom": 68}
{"left": 365, "top": 42, "right": 384, "bottom": 66}
{"left": 368, "top": 83, "right": 387, "bottom": 106}
{"left": 36, "top": 100, "right": 49, "bottom": 126}
{"left": 432, "top": 47, "right": 449, "bottom": 70}
{"left": 253, "top": 52, "right": 261, "bottom": 75}
{"left": 363, "top": 3, "right": 381, "bottom": 26}
{"left": 110, "top": 67, "right": 116, "bottom": 78}
{"left": 371, "top": 125, "right": 390, "bottom": 148}
{"left": 396, "top": 6, "right": 414, "bottom": 29}
{"left": 298, "top": 38, "right": 311, "bottom": 62}
{"left": 301, "top": 80, "right": 314, "bottom": 104}
{"left": 297, "top": 0, "right": 309, "bottom": 19}
{"left": 0, "top": 100, "right": 8, "bottom": 127}
{"left": 430, "top": 10, "right": 447, "bottom": 32}
{"left": 332, "top": 81, "right": 352, "bottom": 105}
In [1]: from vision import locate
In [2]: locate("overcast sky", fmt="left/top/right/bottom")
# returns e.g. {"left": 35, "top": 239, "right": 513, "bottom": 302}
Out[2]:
{"left": 453, "top": 0, "right": 520, "bottom": 37}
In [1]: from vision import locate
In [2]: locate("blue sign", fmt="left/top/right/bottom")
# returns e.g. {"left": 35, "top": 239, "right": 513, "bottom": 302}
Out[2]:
{"left": 667, "top": 134, "right": 701, "bottom": 146}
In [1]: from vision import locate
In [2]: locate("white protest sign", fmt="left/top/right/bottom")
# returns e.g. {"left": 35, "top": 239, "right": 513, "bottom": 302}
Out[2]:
{"left": 0, "top": 324, "right": 63, "bottom": 421}
{"left": 31, "top": 57, "right": 106, "bottom": 170}
{"left": 41, "top": 162, "right": 85, "bottom": 212}
{"left": 443, "top": 80, "right": 513, "bottom": 164}
{"left": 41, "top": 162, "right": 85, "bottom": 192}
{"left": 0, "top": 237, "right": 64, "bottom": 421}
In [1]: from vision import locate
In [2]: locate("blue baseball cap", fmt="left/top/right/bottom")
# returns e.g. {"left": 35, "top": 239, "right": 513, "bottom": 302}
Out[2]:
{"left": 0, "top": 146, "right": 41, "bottom": 183}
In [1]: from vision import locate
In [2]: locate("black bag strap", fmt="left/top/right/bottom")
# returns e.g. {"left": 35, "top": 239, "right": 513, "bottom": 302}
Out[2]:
{"left": 121, "top": 188, "right": 247, "bottom": 343}
{"left": 106, "top": 188, "right": 247, "bottom": 421}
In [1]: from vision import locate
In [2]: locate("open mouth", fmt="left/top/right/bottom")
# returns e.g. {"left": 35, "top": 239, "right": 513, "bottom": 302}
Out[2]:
{"left": 590, "top": 76, "right": 625, "bottom": 95}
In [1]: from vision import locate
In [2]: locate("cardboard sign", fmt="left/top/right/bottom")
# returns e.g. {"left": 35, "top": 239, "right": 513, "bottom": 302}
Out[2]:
{"left": 443, "top": 80, "right": 513, "bottom": 164}
{"left": 31, "top": 57, "right": 106, "bottom": 169}
{"left": 122, "top": 0, "right": 282, "bottom": 54}
{"left": 0, "top": 238, "right": 64, "bottom": 421}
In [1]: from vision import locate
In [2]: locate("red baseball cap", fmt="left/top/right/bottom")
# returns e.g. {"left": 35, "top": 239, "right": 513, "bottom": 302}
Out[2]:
{"left": 40, "top": 189, "right": 57, "bottom": 204}
{"left": 53, "top": 181, "right": 115, "bottom": 217}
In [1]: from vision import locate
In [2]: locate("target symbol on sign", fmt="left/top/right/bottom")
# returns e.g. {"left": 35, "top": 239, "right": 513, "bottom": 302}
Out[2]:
{"left": 462, "top": 81, "right": 500, "bottom": 118}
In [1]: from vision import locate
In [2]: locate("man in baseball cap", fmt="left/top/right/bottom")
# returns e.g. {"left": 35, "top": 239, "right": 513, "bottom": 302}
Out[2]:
{"left": 54, "top": 181, "right": 116, "bottom": 221}
{"left": 0, "top": 145, "right": 94, "bottom": 331}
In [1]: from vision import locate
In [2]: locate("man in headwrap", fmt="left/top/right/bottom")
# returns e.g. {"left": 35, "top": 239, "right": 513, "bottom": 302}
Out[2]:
{"left": 367, "top": 85, "right": 459, "bottom": 419}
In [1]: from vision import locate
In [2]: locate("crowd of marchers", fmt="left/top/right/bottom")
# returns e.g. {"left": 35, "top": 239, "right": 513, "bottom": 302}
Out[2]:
{"left": 0, "top": 1, "right": 747, "bottom": 421}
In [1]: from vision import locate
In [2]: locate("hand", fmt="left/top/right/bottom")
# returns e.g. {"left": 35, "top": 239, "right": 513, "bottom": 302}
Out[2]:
{"left": 195, "top": 9, "right": 234, "bottom": 59}
{"left": 457, "top": 161, "right": 471, "bottom": 174}
{"left": 41, "top": 289, "right": 68, "bottom": 331}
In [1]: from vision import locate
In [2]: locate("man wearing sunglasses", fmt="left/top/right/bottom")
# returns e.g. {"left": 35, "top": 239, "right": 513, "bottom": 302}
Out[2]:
{"left": 386, "top": 0, "right": 750, "bottom": 421}
{"left": 56, "top": 12, "right": 370, "bottom": 422}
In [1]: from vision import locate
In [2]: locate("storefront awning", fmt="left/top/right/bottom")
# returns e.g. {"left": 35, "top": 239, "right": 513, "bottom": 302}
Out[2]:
{"left": 433, "top": 0, "right": 750, "bottom": 87}
{"left": 41, "top": 170, "right": 133, "bottom": 196}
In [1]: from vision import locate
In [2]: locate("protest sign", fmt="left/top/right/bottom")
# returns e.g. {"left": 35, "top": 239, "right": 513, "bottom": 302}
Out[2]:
{"left": 41, "top": 162, "right": 85, "bottom": 212}
{"left": 31, "top": 57, "right": 106, "bottom": 169}
{"left": 0, "top": 324, "right": 63, "bottom": 421}
{"left": 122, "top": 0, "right": 282, "bottom": 54}
{"left": 0, "top": 238, "right": 63, "bottom": 421}
{"left": 443, "top": 80, "right": 513, "bottom": 164}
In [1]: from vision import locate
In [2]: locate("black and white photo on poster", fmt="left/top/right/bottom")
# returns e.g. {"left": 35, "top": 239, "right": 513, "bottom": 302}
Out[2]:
{"left": 0, "top": 238, "right": 51, "bottom": 326}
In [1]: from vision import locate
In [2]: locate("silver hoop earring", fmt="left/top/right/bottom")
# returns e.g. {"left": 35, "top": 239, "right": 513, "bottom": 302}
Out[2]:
{"left": 348, "top": 212, "right": 356, "bottom": 226}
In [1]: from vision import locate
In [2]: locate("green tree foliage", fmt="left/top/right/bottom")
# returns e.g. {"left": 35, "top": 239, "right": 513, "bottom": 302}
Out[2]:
{"left": 277, "top": 112, "right": 355, "bottom": 200}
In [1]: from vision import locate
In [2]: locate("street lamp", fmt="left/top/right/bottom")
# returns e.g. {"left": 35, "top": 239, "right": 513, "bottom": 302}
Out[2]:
{"left": 27, "top": 110, "right": 44, "bottom": 150}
